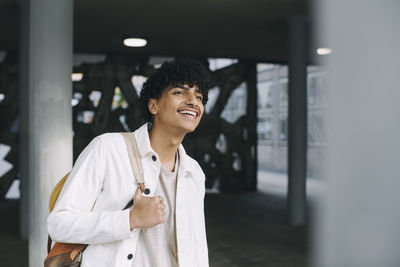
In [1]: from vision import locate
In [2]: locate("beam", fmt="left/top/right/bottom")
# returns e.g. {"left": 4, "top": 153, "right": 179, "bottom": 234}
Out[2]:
{"left": 244, "top": 62, "right": 258, "bottom": 191}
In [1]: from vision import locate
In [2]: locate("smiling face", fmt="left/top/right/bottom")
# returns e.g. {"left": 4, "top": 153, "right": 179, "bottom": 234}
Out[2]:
{"left": 148, "top": 84, "right": 204, "bottom": 135}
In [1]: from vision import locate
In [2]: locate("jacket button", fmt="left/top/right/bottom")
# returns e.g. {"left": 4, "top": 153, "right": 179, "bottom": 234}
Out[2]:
{"left": 127, "top": 253, "right": 133, "bottom": 260}
{"left": 144, "top": 188, "right": 150, "bottom": 195}
{"left": 152, "top": 155, "right": 157, "bottom": 161}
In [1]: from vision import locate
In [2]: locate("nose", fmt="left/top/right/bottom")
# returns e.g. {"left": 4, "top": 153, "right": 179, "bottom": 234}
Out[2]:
{"left": 185, "top": 92, "right": 199, "bottom": 107}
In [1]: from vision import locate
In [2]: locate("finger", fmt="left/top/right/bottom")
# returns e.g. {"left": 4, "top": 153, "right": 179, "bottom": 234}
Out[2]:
{"left": 161, "top": 210, "right": 166, "bottom": 216}
{"left": 133, "top": 187, "right": 142, "bottom": 201}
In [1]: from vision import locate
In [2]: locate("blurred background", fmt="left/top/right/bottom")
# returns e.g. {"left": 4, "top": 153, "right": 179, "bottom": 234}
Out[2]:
{"left": 0, "top": 0, "right": 399, "bottom": 266}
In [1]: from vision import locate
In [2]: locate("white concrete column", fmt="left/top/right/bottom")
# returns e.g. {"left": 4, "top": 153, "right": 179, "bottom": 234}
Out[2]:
{"left": 287, "top": 17, "right": 308, "bottom": 226}
{"left": 313, "top": 1, "right": 400, "bottom": 266}
{"left": 27, "top": 0, "right": 73, "bottom": 265}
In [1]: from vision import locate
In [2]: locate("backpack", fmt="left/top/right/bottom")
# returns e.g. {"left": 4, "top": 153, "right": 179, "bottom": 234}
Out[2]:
{"left": 48, "top": 173, "right": 69, "bottom": 213}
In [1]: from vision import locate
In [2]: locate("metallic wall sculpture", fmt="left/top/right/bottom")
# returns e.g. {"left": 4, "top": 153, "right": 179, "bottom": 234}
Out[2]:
{"left": 0, "top": 53, "right": 19, "bottom": 199}
{"left": 0, "top": 54, "right": 258, "bottom": 198}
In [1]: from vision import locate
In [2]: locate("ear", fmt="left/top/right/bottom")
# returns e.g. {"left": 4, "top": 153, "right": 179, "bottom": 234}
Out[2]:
{"left": 148, "top": 98, "right": 158, "bottom": 115}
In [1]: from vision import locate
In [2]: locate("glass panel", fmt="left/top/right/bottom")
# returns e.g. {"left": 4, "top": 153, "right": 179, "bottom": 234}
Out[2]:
{"left": 257, "top": 117, "right": 273, "bottom": 141}
{"left": 257, "top": 81, "right": 273, "bottom": 109}
{"left": 308, "top": 111, "right": 327, "bottom": 144}
{"left": 308, "top": 75, "right": 326, "bottom": 106}
{"left": 131, "top": 75, "right": 148, "bottom": 96}
{"left": 208, "top": 58, "right": 239, "bottom": 71}
{"left": 220, "top": 83, "right": 247, "bottom": 124}
{"left": 279, "top": 79, "right": 288, "bottom": 106}
{"left": 257, "top": 63, "right": 274, "bottom": 72}
{"left": 204, "top": 87, "right": 220, "bottom": 114}
{"left": 279, "top": 116, "right": 288, "bottom": 142}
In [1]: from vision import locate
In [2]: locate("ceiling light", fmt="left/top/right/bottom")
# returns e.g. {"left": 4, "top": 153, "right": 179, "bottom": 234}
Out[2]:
{"left": 71, "top": 73, "right": 83, "bottom": 82}
{"left": 123, "top": 38, "right": 147, "bottom": 47}
{"left": 316, "top": 48, "right": 332, "bottom": 55}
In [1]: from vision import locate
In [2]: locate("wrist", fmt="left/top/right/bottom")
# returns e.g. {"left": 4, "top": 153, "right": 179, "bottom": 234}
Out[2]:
{"left": 129, "top": 209, "right": 137, "bottom": 230}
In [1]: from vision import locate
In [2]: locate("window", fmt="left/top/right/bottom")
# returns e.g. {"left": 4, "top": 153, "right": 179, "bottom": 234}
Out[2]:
{"left": 257, "top": 81, "right": 273, "bottom": 109}
{"left": 257, "top": 117, "right": 273, "bottom": 141}
{"left": 279, "top": 116, "right": 288, "bottom": 142}
{"left": 308, "top": 74, "right": 326, "bottom": 106}
{"left": 279, "top": 78, "right": 288, "bottom": 106}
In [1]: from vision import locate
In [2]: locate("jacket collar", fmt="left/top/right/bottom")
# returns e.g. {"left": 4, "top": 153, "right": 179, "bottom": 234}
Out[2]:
{"left": 134, "top": 123, "right": 195, "bottom": 176}
{"left": 135, "top": 123, "right": 156, "bottom": 158}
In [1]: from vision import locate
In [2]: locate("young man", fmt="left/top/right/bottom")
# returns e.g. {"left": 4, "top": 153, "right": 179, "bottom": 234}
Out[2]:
{"left": 48, "top": 59, "right": 210, "bottom": 267}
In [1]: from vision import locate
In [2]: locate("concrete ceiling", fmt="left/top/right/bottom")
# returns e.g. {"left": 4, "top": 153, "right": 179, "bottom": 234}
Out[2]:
{"left": 0, "top": 0, "right": 309, "bottom": 62}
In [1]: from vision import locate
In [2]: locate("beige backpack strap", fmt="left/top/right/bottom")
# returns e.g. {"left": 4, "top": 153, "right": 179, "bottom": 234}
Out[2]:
{"left": 121, "top": 132, "right": 148, "bottom": 194}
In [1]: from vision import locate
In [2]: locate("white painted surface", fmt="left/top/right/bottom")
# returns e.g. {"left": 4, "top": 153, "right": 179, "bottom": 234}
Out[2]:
{"left": 313, "top": 1, "right": 400, "bottom": 266}
{"left": 27, "top": 0, "right": 73, "bottom": 265}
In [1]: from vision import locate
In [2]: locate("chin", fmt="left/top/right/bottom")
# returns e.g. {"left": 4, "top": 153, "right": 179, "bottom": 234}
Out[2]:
{"left": 180, "top": 123, "right": 198, "bottom": 134}
{"left": 183, "top": 126, "right": 196, "bottom": 133}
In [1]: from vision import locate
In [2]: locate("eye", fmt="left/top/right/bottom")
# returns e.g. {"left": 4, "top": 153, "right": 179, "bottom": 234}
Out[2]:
{"left": 196, "top": 95, "right": 203, "bottom": 101}
{"left": 173, "top": 90, "right": 183, "bottom": 95}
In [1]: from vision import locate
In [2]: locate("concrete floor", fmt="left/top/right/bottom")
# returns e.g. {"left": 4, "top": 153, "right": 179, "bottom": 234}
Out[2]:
{"left": 205, "top": 193, "right": 309, "bottom": 267}
{"left": 0, "top": 171, "right": 311, "bottom": 266}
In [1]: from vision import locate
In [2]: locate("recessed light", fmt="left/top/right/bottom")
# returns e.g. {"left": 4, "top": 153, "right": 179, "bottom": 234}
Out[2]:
{"left": 123, "top": 38, "right": 147, "bottom": 47}
{"left": 71, "top": 73, "right": 83, "bottom": 82}
{"left": 316, "top": 48, "right": 332, "bottom": 55}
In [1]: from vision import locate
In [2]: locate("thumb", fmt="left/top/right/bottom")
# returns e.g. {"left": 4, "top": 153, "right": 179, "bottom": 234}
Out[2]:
{"left": 134, "top": 187, "right": 142, "bottom": 201}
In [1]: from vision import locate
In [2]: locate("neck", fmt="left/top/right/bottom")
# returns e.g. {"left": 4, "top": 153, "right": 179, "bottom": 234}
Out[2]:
{"left": 149, "top": 123, "right": 185, "bottom": 170}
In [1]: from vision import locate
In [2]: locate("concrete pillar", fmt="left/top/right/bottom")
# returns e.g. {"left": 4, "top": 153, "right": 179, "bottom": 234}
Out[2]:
{"left": 18, "top": 0, "right": 30, "bottom": 240}
{"left": 312, "top": 1, "right": 400, "bottom": 266}
{"left": 287, "top": 17, "right": 308, "bottom": 226}
{"left": 27, "top": 0, "right": 73, "bottom": 265}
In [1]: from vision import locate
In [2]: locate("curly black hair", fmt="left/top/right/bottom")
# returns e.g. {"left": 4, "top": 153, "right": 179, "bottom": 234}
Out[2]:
{"left": 139, "top": 58, "right": 211, "bottom": 122}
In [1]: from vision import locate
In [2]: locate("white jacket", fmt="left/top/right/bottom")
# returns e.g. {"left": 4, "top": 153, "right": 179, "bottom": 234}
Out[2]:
{"left": 47, "top": 123, "right": 209, "bottom": 267}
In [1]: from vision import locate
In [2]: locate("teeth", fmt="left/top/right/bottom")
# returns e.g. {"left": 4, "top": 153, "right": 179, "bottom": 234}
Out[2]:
{"left": 179, "top": 110, "right": 197, "bottom": 117}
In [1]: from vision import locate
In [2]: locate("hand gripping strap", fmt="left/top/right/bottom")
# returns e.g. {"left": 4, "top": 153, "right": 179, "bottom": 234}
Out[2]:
{"left": 121, "top": 132, "right": 146, "bottom": 192}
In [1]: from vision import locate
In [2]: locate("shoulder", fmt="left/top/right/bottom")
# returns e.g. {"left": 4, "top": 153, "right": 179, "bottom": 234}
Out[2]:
{"left": 94, "top": 132, "right": 125, "bottom": 149}
{"left": 95, "top": 132, "right": 123, "bottom": 142}
{"left": 85, "top": 133, "right": 128, "bottom": 161}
